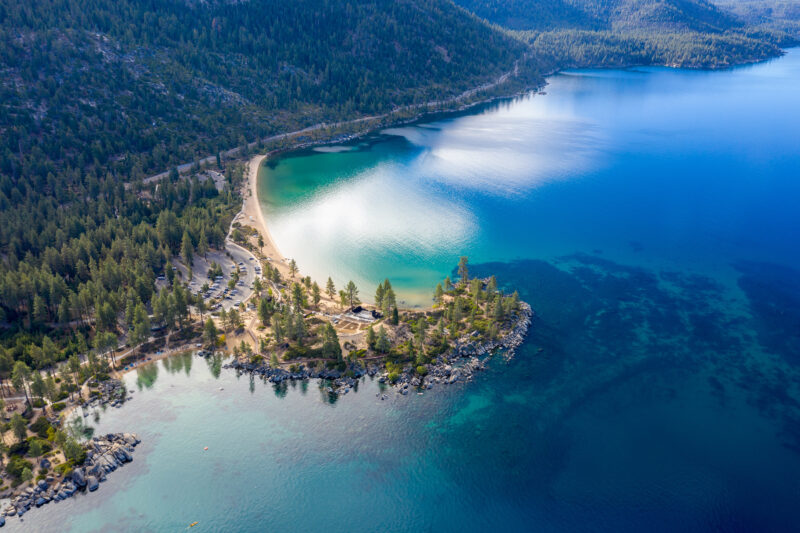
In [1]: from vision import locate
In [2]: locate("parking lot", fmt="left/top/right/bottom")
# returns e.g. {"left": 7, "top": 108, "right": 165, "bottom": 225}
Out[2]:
{"left": 159, "top": 241, "right": 261, "bottom": 313}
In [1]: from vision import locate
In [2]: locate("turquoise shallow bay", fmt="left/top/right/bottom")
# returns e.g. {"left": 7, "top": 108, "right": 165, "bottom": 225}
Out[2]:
{"left": 12, "top": 50, "right": 800, "bottom": 531}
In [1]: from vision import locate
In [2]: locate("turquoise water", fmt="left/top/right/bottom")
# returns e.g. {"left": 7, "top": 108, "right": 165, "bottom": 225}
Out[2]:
{"left": 14, "top": 51, "right": 800, "bottom": 531}
{"left": 260, "top": 51, "right": 800, "bottom": 306}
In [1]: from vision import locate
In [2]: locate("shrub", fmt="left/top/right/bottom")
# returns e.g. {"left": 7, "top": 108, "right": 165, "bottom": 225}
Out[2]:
{"left": 63, "top": 439, "right": 87, "bottom": 465}
{"left": 55, "top": 462, "right": 73, "bottom": 477}
{"left": 31, "top": 399, "right": 45, "bottom": 408}
{"left": 30, "top": 417, "right": 52, "bottom": 439}
{"left": 6, "top": 456, "right": 33, "bottom": 479}
{"left": 52, "top": 402, "right": 67, "bottom": 412}
{"left": 8, "top": 441, "right": 29, "bottom": 456}
{"left": 416, "top": 365, "right": 428, "bottom": 376}
{"left": 387, "top": 371, "right": 400, "bottom": 383}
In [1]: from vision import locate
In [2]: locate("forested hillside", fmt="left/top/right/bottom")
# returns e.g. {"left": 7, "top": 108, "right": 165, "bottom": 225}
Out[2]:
{"left": 1, "top": 0, "right": 798, "bottom": 376}
{"left": 1, "top": 0, "right": 526, "bottom": 180}
{"left": 455, "top": 0, "right": 795, "bottom": 68}
{"left": 455, "top": 0, "right": 743, "bottom": 31}
{"left": 713, "top": 0, "right": 800, "bottom": 37}
{"left": 0, "top": 0, "right": 533, "bottom": 372}
{"left": 452, "top": 0, "right": 602, "bottom": 30}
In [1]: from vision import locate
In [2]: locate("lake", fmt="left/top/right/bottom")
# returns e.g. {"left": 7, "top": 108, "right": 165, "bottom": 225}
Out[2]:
{"left": 12, "top": 50, "right": 800, "bottom": 531}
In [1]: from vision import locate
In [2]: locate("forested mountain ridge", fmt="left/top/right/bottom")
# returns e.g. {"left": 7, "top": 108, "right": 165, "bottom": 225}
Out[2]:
{"left": 454, "top": 0, "right": 796, "bottom": 69}
{"left": 0, "top": 0, "right": 537, "bottom": 374}
{"left": 1, "top": 0, "right": 527, "bottom": 181}
{"left": 0, "top": 0, "right": 798, "bottom": 380}
{"left": 713, "top": 0, "right": 800, "bottom": 38}
{"left": 454, "top": 0, "right": 744, "bottom": 32}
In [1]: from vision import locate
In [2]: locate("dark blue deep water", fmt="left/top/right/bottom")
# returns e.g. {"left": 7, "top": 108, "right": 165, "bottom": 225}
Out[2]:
{"left": 12, "top": 51, "right": 800, "bottom": 531}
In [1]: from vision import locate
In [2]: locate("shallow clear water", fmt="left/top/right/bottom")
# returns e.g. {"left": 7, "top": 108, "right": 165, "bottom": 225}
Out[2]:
{"left": 14, "top": 51, "right": 800, "bottom": 531}
{"left": 260, "top": 50, "right": 800, "bottom": 306}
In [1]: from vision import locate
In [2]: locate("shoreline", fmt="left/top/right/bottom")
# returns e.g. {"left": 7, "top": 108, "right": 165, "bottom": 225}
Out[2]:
{"left": 225, "top": 301, "right": 533, "bottom": 397}
{"left": 242, "top": 154, "right": 286, "bottom": 266}
{"left": 237, "top": 83, "right": 543, "bottom": 293}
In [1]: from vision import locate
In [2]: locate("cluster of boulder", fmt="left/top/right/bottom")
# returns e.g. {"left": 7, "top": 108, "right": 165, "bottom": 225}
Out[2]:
{"left": 381, "top": 302, "right": 533, "bottom": 393}
{"left": 224, "top": 302, "right": 533, "bottom": 400}
{"left": 82, "top": 379, "right": 130, "bottom": 412}
{"left": 2, "top": 433, "right": 139, "bottom": 523}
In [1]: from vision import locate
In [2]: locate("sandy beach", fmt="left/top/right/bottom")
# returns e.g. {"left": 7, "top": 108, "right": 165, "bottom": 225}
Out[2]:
{"left": 242, "top": 154, "right": 285, "bottom": 263}
{"left": 239, "top": 153, "right": 352, "bottom": 314}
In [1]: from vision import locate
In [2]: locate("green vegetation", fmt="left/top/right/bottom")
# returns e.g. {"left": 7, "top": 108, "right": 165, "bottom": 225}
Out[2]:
{"left": 0, "top": 0, "right": 525, "bottom": 183}
{"left": 0, "top": 413, "right": 93, "bottom": 490}
{"left": 455, "top": 0, "right": 796, "bottom": 68}
{"left": 715, "top": 1, "right": 800, "bottom": 40}
{"left": 240, "top": 257, "right": 525, "bottom": 387}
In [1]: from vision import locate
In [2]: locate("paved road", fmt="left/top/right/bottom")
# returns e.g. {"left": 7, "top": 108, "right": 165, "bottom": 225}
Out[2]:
{"left": 139, "top": 58, "right": 525, "bottom": 187}
{"left": 224, "top": 239, "right": 259, "bottom": 311}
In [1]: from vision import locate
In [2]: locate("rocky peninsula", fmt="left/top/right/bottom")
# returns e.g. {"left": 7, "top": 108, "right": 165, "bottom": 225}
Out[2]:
{"left": 1, "top": 433, "right": 140, "bottom": 524}
{"left": 219, "top": 254, "right": 534, "bottom": 399}
{"left": 225, "top": 300, "right": 531, "bottom": 397}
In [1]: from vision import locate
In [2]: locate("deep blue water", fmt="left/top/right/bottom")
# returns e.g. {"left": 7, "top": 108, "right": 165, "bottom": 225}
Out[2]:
{"left": 11, "top": 51, "right": 800, "bottom": 531}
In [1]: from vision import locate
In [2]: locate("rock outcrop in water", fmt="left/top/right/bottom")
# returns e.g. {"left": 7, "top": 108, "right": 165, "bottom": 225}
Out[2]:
{"left": 2, "top": 433, "right": 140, "bottom": 522}
{"left": 381, "top": 302, "right": 533, "bottom": 392}
{"left": 224, "top": 301, "right": 533, "bottom": 398}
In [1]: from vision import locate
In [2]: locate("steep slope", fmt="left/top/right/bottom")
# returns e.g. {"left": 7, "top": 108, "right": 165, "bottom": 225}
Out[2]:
{"left": 713, "top": 0, "right": 800, "bottom": 37}
{"left": 454, "top": 0, "right": 787, "bottom": 68}
{"left": 452, "top": 0, "right": 603, "bottom": 30}
{"left": 454, "top": 0, "right": 743, "bottom": 32}
{"left": 576, "top": 0, "right": 744, "bottom": 32}
{"left": 0, "top": 0, "right": 528, "bottom": 179}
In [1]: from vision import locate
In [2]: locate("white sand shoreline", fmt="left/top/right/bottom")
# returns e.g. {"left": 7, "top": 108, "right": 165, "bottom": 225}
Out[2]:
{"left": 242, "top": 154, "right": 288, "bottom": 267}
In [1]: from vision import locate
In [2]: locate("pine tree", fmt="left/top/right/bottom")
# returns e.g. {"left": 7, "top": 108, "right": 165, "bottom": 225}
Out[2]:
{"left": 375, "top": 326, "right": 391, "bottom": 353}
{"left": 292, "top": 282, "right": 304, "bottom": 310}
{"left": 487, "top": 275, "right": 498, "bottom": 295}
{"left": 346, "top": 280, "right": 359, "bottom": 308}
{"left": 326, "top": 277, "right": 336, "bottom": 300}
{"left": 435, "top": 283, "right": 444, "bottom": 305}
{"left": 258, "top": 298, "right": 270, "bottom": 325}
{"left": 181, "top": 230, "right": 194, "bottom": 266}
{"left": 312, "top": 282, "right": 321, "bottom": 308}
{"left": 322, "top": 324, "right": 342, "bottom": 362}
{"left": 458, "top": 256, "right": 469, "bottom": 284}
{"left": 493, "top": 295, "right": 504, "bottom": 321}
{"left": 416, "top": 317, "right": 426, "bottom": 348}
{"left": 375, "top": 282, "right": 385, "bottom": 309}
{"left": 271, "top": 314, "right": 284, "bottom": 344}
{"left": 382, "top": 287, "right": 396, "bottom": 317}
{"left": 197, "top": 229, "right": 209, "bottom": 258}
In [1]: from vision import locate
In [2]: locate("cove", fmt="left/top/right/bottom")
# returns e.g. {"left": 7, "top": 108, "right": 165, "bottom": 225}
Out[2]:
{"left": 12, "top": 51, "right": 800, "bottom": 532}
{"left": 259, "top": 50, "right": 800, "bottom": 307}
